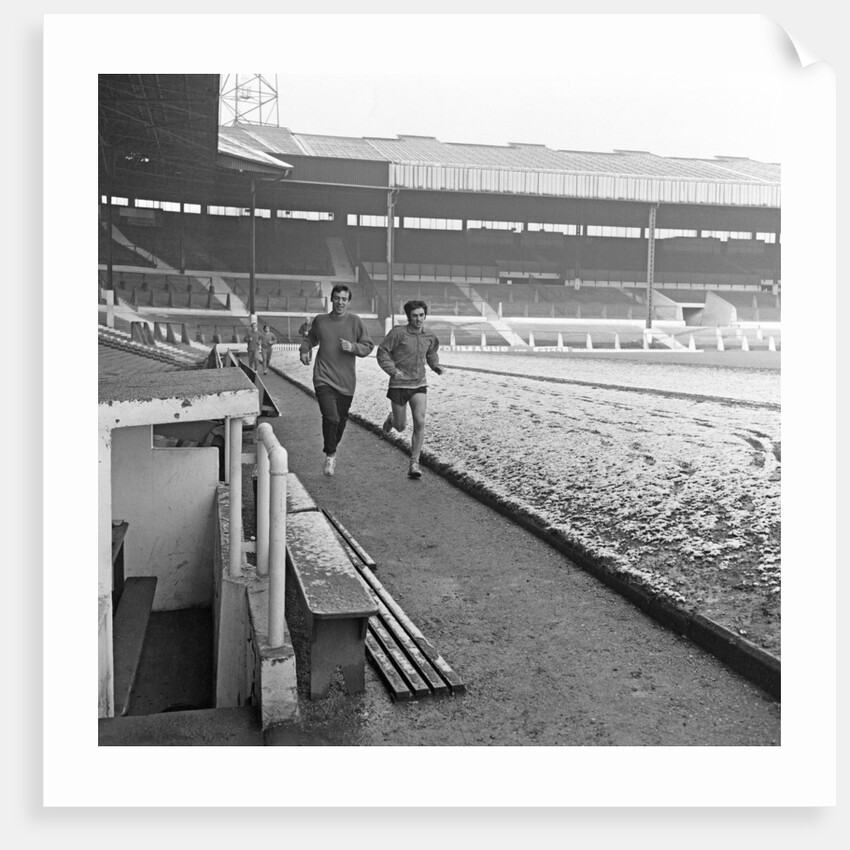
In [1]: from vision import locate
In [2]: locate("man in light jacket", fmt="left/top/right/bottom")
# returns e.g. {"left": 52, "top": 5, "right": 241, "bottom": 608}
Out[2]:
{"left": 376, "top": 300, "right": 444, "bottom": 479}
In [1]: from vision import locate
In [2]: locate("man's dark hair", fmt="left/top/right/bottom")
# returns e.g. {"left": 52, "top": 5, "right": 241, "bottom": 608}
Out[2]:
{"left": 404, "top": 300, "right": 428, "bottom": 319}
{"left": 331, "top": 283, "right": 352, "bottom": 301}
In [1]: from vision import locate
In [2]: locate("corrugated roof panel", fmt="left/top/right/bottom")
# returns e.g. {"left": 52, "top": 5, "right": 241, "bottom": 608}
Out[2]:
{"left": 234, "top": 125, "right": 306, "bottom": 156}
{"left": 389, "top": 163, "right": 780, "bottom": 206}
{"left": 219, "top": 126, "right": 780, "bottom": 207}
{"left": 298, "top": 134, "right": 386, "bottom": 159}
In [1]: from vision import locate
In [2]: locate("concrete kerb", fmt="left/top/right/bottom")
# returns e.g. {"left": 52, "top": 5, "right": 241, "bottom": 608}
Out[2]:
{"left": 270, "top": 365, "right": 780, "bottom": 701}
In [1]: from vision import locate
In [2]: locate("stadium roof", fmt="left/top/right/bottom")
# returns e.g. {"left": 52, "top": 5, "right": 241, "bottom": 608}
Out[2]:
{"left": 219, "top": 125, "right": 780, "bottom": 208}
{"left": 97, "top": 75, "right": 780, "bottom": 228}
{"left": 223, "top": 124, "right": 778, "bottom": 182}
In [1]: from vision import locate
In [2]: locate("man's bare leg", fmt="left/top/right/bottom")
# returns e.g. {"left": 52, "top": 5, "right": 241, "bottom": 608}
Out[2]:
{"left": 408, "top": 393, "right": 428, "bottom": 467}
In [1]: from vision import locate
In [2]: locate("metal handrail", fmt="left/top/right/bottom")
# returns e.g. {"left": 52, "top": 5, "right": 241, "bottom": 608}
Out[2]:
{"left": 255, "top": 422, "right": 288, "bottom": 648}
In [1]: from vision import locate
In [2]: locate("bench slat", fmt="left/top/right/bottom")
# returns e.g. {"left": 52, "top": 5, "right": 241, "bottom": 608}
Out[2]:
{"left": 369, "top": 618, "right": 431, "bottom": 697}
{"left": 373, "top": 599, "right": 448, "bottom": 695}
{"left": 365, "top": 633, "right": 412, "bottom": 701}
{"left": 351, "top": 551, "right": 466, "bottom": 695}
{"left": 324, "top": 511, "right": 464, "bottom": 698}
{"left": 323, "top": 509, "right": 377, "bottom": 569}
{"left": 112, "top": 576, "right": 157, "bottom": 716}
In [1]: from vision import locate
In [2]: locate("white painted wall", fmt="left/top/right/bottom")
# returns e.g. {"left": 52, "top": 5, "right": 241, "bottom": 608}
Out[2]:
{"left": 111, "top": 425, "right": 219, "bottom": 611}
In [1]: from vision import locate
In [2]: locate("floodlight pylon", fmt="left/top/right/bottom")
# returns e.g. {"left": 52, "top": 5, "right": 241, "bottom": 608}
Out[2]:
{"left": 219, "top": 74, "right": 280, "bottom": 127}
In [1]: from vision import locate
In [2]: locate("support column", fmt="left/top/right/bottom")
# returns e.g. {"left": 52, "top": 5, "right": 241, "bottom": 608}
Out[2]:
{"left": 179, "top": 200, "right": 186, "bottom": 274}
{"left": 106, "top": 190, "right": 114, "bottom": 292}
{"left": 228, "top": 417, "right": 243, "bottom": 577}
{"left": 249, "top": 179, "right": 256, "bottom": 318}
{"left": 386, "top": 189, "right": 398, "bottom": 323}
{"left": 645, "top": 203, "right": 658, "bottom": 329}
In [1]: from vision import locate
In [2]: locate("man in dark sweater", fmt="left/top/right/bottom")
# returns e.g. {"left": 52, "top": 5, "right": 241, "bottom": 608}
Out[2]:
{"left": 299, "top": 284, "right": 374, "bottom": 476}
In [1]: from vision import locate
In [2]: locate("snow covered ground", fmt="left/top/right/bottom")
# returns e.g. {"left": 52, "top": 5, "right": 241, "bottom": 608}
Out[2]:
{"left": 274, "top": 348, "right": 781, "bottom": 657}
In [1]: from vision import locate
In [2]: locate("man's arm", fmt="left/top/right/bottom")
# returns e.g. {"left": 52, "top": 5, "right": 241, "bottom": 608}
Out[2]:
{"left": 299, "top": 316, "right": 319, "bottom": 364}
{"left": 376, "top": 328, "right": 405, "bottom": 379}
{"left": 349, "top": 317, "right": 375, "bottom": 357}
{"left": 426, "top": 335, "right": 443, "bottom": 374}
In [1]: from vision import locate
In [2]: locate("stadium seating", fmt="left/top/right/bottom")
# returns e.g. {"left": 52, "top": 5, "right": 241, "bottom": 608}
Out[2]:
{"left": 709, "top": 290, "right": 781, "bottom": 322}
{"left": 102, "top": 211, "right": 335, "bottom": 276}
{"left": 101, "top": 208, "right": 780, "bottom": 330}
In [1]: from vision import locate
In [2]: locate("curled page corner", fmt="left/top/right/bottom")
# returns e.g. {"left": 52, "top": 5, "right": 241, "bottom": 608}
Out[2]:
{"left": 765, "top": 16, "right": 824, "bottom": 70}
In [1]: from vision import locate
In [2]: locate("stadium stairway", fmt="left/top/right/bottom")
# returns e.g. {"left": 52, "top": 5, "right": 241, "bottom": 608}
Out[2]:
{"left": 325, "top": 236, "right": 357, "bottom": 280}
{"left": 647, "top": 329, "right": 690, "bottom": 350}
{"left": 467, "top": 287, "right": 529, "bottom": 346}
{"left": 110, "top": 224, "right": 161, "bottom": 268}
{"left": 107, "top": 224, "right": 249, "bottom": 314}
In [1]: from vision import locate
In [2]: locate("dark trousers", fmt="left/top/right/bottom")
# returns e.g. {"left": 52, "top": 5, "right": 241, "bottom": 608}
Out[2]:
{"left": 315, "top": 384, "right": 353, "bottom": 456}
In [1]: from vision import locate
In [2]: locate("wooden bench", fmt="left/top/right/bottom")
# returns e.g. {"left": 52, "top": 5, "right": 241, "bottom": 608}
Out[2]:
{"left": 285, "top": 511, "right": 377, "bottom": 699}
{"left": 285, "top": 472, "right": 320, "bottom": 514}
{"left": 112, "top": 576, "right": 158, "bottom": 716}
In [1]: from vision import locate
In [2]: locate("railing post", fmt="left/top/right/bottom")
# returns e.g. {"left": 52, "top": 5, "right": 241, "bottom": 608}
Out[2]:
{"left": 256, "top": 423, "right": 288, "bottom": 647}
{"left": 267, "top": 443, "right": 288, "bottom": 648}
{"left": 228, "top": 416, "right": 243, "bottom": 577}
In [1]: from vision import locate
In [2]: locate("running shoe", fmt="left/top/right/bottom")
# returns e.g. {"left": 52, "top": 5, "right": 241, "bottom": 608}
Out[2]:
{"left": 323, "top": 455, "right": 336, "bottom": 476}
{"left": 407, "top": 460, "right": 421, "bottom": 479}
{"left": 382, "top": 413, "right": 394, "bottom": 434}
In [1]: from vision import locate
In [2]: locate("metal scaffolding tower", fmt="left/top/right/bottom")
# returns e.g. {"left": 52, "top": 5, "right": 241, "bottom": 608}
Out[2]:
{"left": 219, "top": 74, "right": 280, "bottom": 126}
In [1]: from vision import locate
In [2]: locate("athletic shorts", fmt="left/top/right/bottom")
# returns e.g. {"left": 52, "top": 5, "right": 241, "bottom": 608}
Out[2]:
{"left": 387, "top": 386, "right": 427, "bottom": 405}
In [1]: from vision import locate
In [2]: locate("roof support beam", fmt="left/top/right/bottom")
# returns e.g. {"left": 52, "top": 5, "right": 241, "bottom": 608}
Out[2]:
{"left": 645, "top": 203, "right": 658, "bottom": 329}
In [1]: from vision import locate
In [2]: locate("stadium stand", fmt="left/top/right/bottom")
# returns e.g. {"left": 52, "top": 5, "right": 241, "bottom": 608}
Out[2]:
{"left": 102, "top": 214, "right": 335, "bottom": 277}
{"left": 95, "top": 74, "right": 783, "bottom": 748}
{"left": 711, "top": 290, "right": 782, "bottom": 322}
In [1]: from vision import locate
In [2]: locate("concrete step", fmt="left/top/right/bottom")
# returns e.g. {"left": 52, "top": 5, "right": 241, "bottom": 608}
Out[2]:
{"left": 98, "top": 705, "right": 263, "bottom": 746}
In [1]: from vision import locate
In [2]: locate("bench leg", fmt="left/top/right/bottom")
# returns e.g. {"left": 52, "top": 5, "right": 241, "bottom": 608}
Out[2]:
{"left": 310, "top": 618, "right": 368, "bottom": 700}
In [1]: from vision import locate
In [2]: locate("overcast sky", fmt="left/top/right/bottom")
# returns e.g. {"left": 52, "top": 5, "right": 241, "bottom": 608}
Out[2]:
{"left": 248, "top": 70, "right": 784, "bottom": 163}
{"left": 213, "top": 14, "right": 811, "bottom": 166}
{"left": 258, "top": 74, "right": 781, "bottom": 161}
